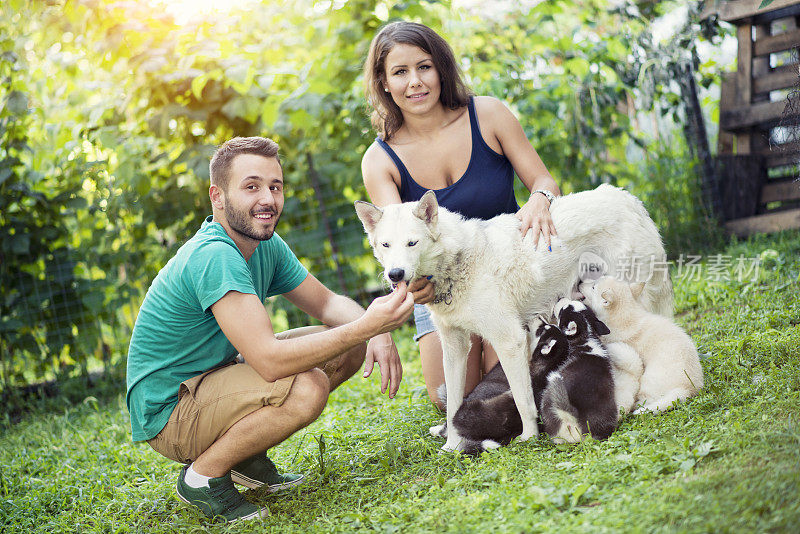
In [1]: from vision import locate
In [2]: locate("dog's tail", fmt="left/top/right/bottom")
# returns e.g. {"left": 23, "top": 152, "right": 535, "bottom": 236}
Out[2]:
{"left": 437, "top": 383, "right": 447, "bottom": 406}
{"left": 430, "top": 422, "right": 503, "bottom": 456}
{"left": 460, "top": 438, "right": 503, "bottom": 456}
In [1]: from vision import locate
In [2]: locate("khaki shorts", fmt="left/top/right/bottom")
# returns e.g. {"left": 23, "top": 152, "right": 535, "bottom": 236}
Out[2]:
{"left": 147, "top": 362, "right": 295, "bottom": 464}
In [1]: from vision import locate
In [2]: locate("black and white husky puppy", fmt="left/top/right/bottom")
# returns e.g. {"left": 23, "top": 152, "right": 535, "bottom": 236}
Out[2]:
{"left": 539, "top": 298, "right": 619, "bottom": 443}
{"left": 431, "top": 321, "right": 570, "bottom": 455}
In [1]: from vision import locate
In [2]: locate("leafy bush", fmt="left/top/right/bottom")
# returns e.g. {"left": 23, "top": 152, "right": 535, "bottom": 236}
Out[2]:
{"left": 1, "top": 0, "right": 731, "bottom": 392}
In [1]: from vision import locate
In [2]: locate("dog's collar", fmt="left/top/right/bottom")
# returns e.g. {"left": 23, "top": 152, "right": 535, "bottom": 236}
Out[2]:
{"left": 431, "top": 282, "right": 453, "bottom": 305}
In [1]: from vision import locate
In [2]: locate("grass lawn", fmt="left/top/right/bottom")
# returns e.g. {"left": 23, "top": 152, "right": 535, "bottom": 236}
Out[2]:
{"left": 2, "top": 231, "right": 799, "bottom": 533}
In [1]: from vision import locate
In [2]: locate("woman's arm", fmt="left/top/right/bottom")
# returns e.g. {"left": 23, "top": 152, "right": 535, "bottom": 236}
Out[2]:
{"left": 475, "top": 96, "right": 561, "bottom": 249}
{"left": 361, "top": 142, "right": 435, "bottom": 304}
{"left": 361, "top": 142, "right": 403, "bottom": 207}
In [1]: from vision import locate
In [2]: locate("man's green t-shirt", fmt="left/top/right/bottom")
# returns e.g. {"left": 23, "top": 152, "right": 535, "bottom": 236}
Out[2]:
{"left": 126, "top": 216, "right": 308, "bottom": 442}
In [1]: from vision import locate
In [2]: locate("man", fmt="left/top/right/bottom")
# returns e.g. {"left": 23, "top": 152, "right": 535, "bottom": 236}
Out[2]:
{"left": 126, "top": 136, "right": 414, "bottom": 522}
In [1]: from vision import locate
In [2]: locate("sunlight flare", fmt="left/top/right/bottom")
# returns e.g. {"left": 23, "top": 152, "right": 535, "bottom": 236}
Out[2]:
{"left": 150, "top": 0, "right": 259, "bottom": 24}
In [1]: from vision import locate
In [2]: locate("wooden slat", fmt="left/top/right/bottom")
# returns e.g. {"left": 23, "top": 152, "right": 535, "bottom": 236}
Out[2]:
{"left": 761, "top": 179, "right": 800, "bottom": 203}
{"left": 712, "top": 0, "right": 800, "bottom": 23}
{"left": 764, "top": 140, "right": 800, "bottom": 154}
{"left": 737, "top": 23, "right": 753, "bottom": 106}
{"left": 725, "top": 207, "right": 800, "bottom": 236}
{"left": 752, "top": 24, "right": 771, "bottom": 92}
{"left": 754, "top": 28, "right": 800, "bottom": 55}
{"left": 719, "top": 73, "right": 736, "bottom": 154}
{"left": 766, "top": 151, "right": 800, "bottom": 167}
{"left": 753, "top": 63, "right": 800, "bottom": 93}
{"left": 736, "top": 22, "right": 755, "bottom": 154}
{"left": 720, "top": 100, "right": 788, "bottom": 131}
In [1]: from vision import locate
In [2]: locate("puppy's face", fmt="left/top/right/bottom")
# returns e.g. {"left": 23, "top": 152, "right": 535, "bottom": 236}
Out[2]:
{"left": 579, "top": 278, "right": 611, "bottom": 318}
{"left": 581, "top": 275, "right": 644, "bottom": 320}
{"left": 531, "top": 323, "right": 569, "bottom": 376}
{"left": 555, "top": 298, "right": 611, "bottom": 339}
{"left": 533, "top": 324, "right": 567, "bottom": 358}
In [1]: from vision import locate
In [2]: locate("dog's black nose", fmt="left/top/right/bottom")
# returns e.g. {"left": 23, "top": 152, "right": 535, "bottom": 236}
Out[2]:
{"left": 387, "top": 268, "right": 405, "bottom": 283}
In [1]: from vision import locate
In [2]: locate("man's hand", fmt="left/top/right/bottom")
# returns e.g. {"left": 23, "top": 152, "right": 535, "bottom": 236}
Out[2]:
{"left": 359, "top": 282, "right": 413, "bottom": 398}
{"left": 361, "top": 281, "right": 415, "bottom": 335}
{"left": 363, "top": 332, "right": 403, "bottom": 398}
{"left": 408, "top": 276, "right": 435, "bottom": 304}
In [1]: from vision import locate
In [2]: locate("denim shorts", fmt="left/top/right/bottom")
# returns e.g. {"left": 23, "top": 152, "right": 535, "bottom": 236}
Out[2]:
{"left": 413, "top": 304, "right": 437, "bottom": 342}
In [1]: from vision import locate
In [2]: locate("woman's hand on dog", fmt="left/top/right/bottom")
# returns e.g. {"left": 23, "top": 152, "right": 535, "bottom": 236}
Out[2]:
{"left": 517, "top": 193, "right": 557, "bottom": 251}
{"left": 408, "top": 277, "right": 435, "bottom": 305}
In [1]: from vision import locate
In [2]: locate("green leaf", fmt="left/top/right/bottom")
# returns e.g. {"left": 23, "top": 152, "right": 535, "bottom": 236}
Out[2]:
{"left": 0, "top": 166, "right": 14, "bottom": 186}
{"left": 6, "top": 91, "right": 28, "bottom": 115}
{"left": 384, "top": 439, "right": 400, "bottom": 466}
{"left": 224, "top": 61, "right": 251, "bottom": 87}
{"left": 10, "top": 232, "right": 30, "bottom": 254}
{"left": 0, "top": 318, "right": 24, "bottom": 333}
{"left": 191, "top": 74, "right": 209, "bottom": 101}
{"left": 571, "top": 483, "right": 591, "bottom": 507}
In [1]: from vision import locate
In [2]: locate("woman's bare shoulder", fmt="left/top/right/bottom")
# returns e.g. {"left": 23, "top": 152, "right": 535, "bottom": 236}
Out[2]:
{"left": 473, "top": 95, "right": 516, "bottom": 124}
{"left": 362, "top": 140, "right": 391, "bottom": 168}
{"left": 361, "top": 140, "right": 401, "bottom": 190}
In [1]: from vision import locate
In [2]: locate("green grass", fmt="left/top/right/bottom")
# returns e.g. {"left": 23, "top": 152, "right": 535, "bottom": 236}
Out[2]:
{"left": 2, "top": 231, "right": 800, "bottom": 533}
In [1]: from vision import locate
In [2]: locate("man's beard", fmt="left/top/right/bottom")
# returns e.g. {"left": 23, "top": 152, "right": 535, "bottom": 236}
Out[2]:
{"left": 224, "top": 198, "right": 280, "bottom": 242}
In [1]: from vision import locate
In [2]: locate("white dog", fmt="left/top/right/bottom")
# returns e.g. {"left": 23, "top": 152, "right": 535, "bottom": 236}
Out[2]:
{"left": 355, "top": 184, "right": 672, "bottom": 451}
{"left": 580, "top": 275, "right": 703, "bottom": 413}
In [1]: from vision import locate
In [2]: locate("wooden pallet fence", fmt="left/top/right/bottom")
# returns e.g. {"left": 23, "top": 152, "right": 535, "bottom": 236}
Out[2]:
{"left": 704, "top": 0, "right": 800, "bottom": 236}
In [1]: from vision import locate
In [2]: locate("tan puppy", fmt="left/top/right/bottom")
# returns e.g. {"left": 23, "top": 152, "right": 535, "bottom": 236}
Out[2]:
{"left": 605, "top": 341, "right": 644, "bottom": 414}
{"left": 580, "top": 276, "right": 703, "bottom": 413}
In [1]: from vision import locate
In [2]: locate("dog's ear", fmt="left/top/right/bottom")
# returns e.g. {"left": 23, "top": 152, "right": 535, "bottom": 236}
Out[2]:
{"left": 579, "top": 303, "right": 612, "bottom": 336}
{"left": 540, "top": 338, "right": 556, "bottom": 355}
{"left": 354, "top": 201, "right": 383, "bottom": 235}
{"left": 534, "top": 319, "right": 547, "bottom": 337}
{"left": 587, "top": 311, "right": 611, "bottom": 335}
{"left": 413, "top": 190, "right": 440, "bottom": 239}
{"left": 630, "top": 282, "right": 645, "bottom": 298}
{"left": 563, "top": 320, "right": 578, "bottom": 336}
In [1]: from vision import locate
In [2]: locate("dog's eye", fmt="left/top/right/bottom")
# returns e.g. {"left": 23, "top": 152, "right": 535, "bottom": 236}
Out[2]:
{"left": 407, "top": 240, "right": 418, "bottom": 247}
{"left": 381, "top": 242, "right": 390, "bottom": 248}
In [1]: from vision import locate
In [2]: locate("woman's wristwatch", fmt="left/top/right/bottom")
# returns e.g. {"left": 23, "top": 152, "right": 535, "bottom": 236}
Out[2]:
{"left": 532, "top": 189, "right": 556, "bottom": 205}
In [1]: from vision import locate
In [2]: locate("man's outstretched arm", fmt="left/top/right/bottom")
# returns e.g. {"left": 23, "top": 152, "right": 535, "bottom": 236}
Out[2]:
{"left": 210, "top": 279, "right": 413, "bottom": 386}
{"left": 282, "top": 274, "right": 405, "bottom": 398}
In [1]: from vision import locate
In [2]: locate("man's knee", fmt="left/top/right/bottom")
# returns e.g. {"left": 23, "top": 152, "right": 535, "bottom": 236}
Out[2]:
{"left": 288, "top": 368, "right": 330, "bottom": 424}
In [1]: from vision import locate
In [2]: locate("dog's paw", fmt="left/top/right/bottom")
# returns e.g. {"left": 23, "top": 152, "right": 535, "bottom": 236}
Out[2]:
{"left": 518, "top": 428, "right": 540, "bottom": 442}
{"left": 441, "top": 438, "right": 466, "bottom": 452}
{"left": 632, "top": 402, "right": 658, "bottom": 415}
{"left": 429, "top": 423, "right": 447, "bottom": 438}
{"left": 634, "top": 403, "right": 668, "bottom": 415}
{"left": 480, "top": 439, "right": 502, "bottom": 451}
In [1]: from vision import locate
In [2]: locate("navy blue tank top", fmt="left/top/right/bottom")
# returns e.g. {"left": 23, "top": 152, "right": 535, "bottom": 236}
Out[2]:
{"left": 375, "top": 97, "right": 518, "bottom": 220}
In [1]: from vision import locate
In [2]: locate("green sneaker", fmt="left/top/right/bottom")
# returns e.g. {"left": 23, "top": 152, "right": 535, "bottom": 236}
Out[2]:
{"left": 176, "top": 466, "right": 268, "bottom": 522}
{"left": 231, "top": 454, "right": 305, "bottom": 492}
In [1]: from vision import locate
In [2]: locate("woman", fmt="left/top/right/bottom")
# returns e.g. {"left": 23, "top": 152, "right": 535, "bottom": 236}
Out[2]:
{"left": 361, "top": 21, "right": 561, "bottom": 409}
